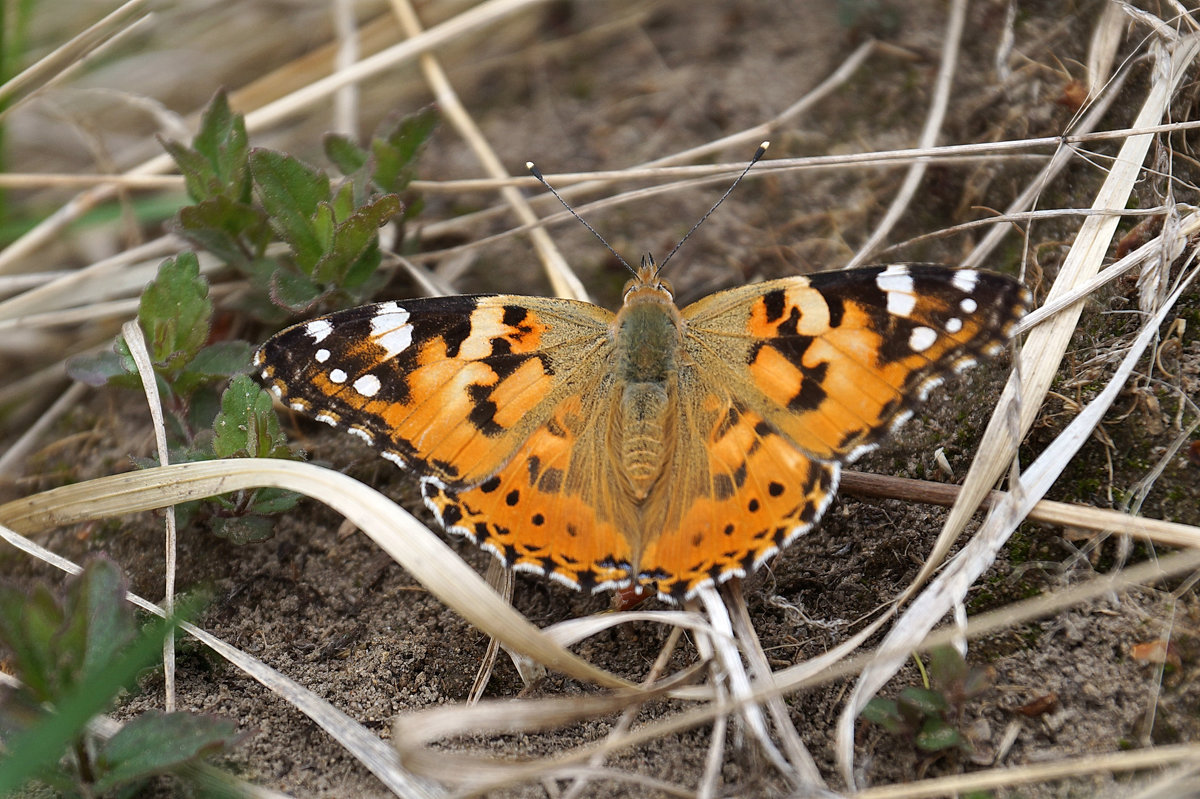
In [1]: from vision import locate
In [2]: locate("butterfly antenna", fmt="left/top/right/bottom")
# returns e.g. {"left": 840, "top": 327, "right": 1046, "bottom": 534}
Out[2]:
{"left": 526, "top": 161, "right": 635, "bottom": 277}
{"left": 658, "top": 141, "right": 769, "bottom": 273}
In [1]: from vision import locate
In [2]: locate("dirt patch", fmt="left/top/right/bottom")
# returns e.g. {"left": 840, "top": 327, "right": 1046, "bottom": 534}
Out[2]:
{"left": 3, "top": 1, "right": 1199, "bottom": 797}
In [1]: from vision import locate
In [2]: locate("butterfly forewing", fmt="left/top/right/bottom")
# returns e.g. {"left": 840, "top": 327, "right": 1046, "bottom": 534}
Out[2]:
{"left": 254, "top": 295, "right": 613, "bottom": 484}
{"left": 681, "top": 265, "right": 1028, "bottom": 463}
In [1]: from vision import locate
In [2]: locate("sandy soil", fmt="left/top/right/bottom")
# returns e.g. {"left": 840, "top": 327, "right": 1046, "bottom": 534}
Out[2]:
{"left": 3, "top": 1, "right": 1199, "bottom": 797}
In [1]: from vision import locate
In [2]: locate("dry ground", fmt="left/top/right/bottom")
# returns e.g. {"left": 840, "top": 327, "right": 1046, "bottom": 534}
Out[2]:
{"left": 2, "top": 1, "right": 1200, "bottom": 797}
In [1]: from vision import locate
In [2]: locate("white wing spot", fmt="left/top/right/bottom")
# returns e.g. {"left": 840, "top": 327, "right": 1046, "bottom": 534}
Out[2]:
{"left": 348, "top": 427, "right": 374, "bottom": 444}
{"left": 960, "top": 297, "right": 978, "bottom": 314}
{"left": 315, "top": 348, "right": 331, "bottom": 363}
{"left": 945, "top": 317, "right": 963, "bottom": 334}
{"left": 329, "top": 368, "right": 348, "bottom": 384}
{"left": 353, "top": 373, "right": 381, "bottom": 397}
{"left": 304, "top": 319, "right": 333, "bottom": 344}
{"left": 381, "top": 451, "right": 408, "bottom": 470}
{"left": 315, "top": 413, "right": 338, "bottom": 427}
{"left": 289, "top": 400, "right": 307, "bottom": 412}
{"left": 952, "top": 269, "right": 979, "bottom": 293}
{"left": 918, "top": 375, "right": 945, "bottom": 400}
{"left": 889, "top": 408, "right": 914, "bottom": 433}
{"left": 370, "top": 302, "right": 413, "bottom": 359}
{"left": 268, "top": 384, "right": 283, "bottom": 400}
{"left": 909, "top": 326, "right": 937, "bottom": 352}
{"left": 953, "top": 357, "right": 977, "bottom": 374}
{"left": 876, "top": 266, "right": 917, "bottom": 317}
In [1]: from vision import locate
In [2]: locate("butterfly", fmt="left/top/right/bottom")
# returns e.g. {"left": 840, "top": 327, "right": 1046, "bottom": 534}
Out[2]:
{"left": 254, "top": 259, "right": 1028, "bottom": 602}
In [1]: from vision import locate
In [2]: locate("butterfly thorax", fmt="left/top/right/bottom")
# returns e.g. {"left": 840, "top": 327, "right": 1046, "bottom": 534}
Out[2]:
{"left": 611, "top": 280, "right": 683, "bottom": 501}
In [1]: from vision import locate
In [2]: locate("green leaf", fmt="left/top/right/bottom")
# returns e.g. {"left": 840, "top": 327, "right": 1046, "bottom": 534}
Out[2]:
{"left": 0, "top": 584, "right": 63, "bottom": 701}
{"left": 324, "top": 132, "right": 369, "bottom": 176}
{"left": 135, "top": 252, "right": 213, "bottom": 380}
{"left": 898, "top": 686, "right": 950, "bottom": 717}
{"left": 187, "top": 341, "right": 254, "bottom": 381}
{"left": 0, "top": 567, "right": 196, "bottom": 797}
{"left": 312, "top": 193, "right": 401, "bottom": 285}
{"left": 162, "top": 90, "right": 250, "bottom": 204}
{"left": 370, "top": 106, "right": 437, "bottom": 194}
{"left": 65, "top": 350, "right": 135, "bottom": 387}
{"left": 245, "top": 487, "right": 300, "bottom": 514}
{"left": 861, "top": 698, "right": 907, "bottom": 734}
{"left": 192, "top": 90, "right": 250, "bottom": 203}
{"left": 928, "top": 645, "right": 967, "bottom": 689}
{"left": 175, "top": 196, "right": 268, "bottom": 267}
{"left": 915, "top": 717, "right": 969, "bottom": 752}
{"left": 92, "top": 711, "right": 240, "bottom": 793}
{"left": 269, "top": 268, "right": 323, "bottom": 313}
{"left": 162, "top": 137, "right": 218, "bottom": 204}
{"left": 212, "top": 375, "right": 290, "bottom": 459}
{"left": 61, "top": 558, "right": 136, "bottom": 685}
{"left": 250, "top": 148, "right": 330, "bottom": 270}
{"left": 210, "top": 514, "right": 275, "bottom": 544}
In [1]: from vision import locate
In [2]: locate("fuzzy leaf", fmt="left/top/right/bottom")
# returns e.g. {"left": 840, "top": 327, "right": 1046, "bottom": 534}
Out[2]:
{"left": 371, "top": 106, "right": 437, "bottom": 194}
{"left": 163, "top": 90, "right": 250, "bottom": 203}
{"left": 65, "top": 350, "right": 135, "bottom": 387}
{"left": 0, "top": 585, "right": 63, "bottom": 701}
{"left": 174, "top": 196, "right": 268, "bottom": 267}
{"left": 212, "top": 375, "right": 290, "bottom": 459}
{"left": 93, "top": 711, "right": 240, "bottom": 793}
{"left": 312, "top": 193, "right": 401, "bottom": 285}
{"left": 269, "top": 268, "right": 323, "bottom": 313}
{"left": 136, "top": 252, "right": 213, "bottom": 379}
{"left": 928, "top": 645, "right": 967, "bottom": 689}
{"left": 898, "top": 686, "right": 950, "bottom": 717}
{"left": 191, "top": 90, "right": 250, "bottom": 202}
{"left": 916, "top": 717, "right": 969, "bottom": 752}
{"left": 210, "top": 515, "right": 275, "bottom": 544}
{"left": 861, "top": 698, "right": 907, "bottom": 734}
{"left": 0, "top": 565, "right": 192, "bottom": 797}
{"left": 250, "top": 148, "right": 330, "bottom": 269}
{"left": 324, "top": 132, "right": 368, "bottom": 176}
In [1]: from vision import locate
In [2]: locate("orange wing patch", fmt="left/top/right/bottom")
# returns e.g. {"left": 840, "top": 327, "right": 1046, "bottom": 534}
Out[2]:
{"left": 421, "top": 392, "right": 636, "bottom": 592}
{"left": 254, "top": 296, "right": 610, "bottom": 484}
{"left": 641, "top": 397, "right": 838, "bottom": 599}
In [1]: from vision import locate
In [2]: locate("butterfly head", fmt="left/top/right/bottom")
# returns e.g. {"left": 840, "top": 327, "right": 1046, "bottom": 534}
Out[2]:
{"left": 623, "top": 254, "right": 674, "bottom": 304}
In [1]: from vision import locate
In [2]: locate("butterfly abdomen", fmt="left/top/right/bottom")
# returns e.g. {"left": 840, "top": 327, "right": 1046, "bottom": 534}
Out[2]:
{"left": 612, "top": 289, "right": 684, "bottom": 499}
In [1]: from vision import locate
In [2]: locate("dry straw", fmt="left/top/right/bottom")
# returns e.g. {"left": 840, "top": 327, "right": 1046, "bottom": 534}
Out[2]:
{"left": 2, "top": 1, "right": 1200, "bottom": 797}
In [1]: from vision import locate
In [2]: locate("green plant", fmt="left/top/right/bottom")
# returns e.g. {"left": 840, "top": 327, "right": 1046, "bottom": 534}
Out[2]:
{"left": 63, "top": 92, "right": 435, "bottom": 542}
{"left": 163, "top": 90, "right": 434, "bottom": 319}
{"left": 66, "top": 253, "right": 298, "bottom": 543}
{"left": 0, "top": 558, "right": 241, "bottom": 797}
{"left": 861, "top": 644, "right": 995, "bottom": 754}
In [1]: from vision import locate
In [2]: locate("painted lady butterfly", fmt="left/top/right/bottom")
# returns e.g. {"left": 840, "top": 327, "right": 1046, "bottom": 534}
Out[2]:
{"left": 254, "top": 260, "right": 1027, "bottom": 601}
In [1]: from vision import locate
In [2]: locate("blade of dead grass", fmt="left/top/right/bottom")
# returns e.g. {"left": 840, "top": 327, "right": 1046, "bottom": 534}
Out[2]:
{"left": 0, "top": 458, "right": 636, "bottom": 691}
{"left": 388, "top": 0, "right": 586, "bottom": 300}
{"left": 844, "top": 0, "right": 965, "bottom": 269}
{"left": 382, "top": 546, "right": 1200, "bottom": 796}
{"left": 853, "top": 744, "right": 1200, "bottom": 799}
{"left": 120, "top": 320, "right": 178, "bottom": 712}
{"left": 913, "top": 32, "right": 1200, "bottom": 597}
{"left": 0, "top": 0, "right": 557, "bottom": 275}
{"left": 0, "top": 0, "right": 152, "bottom": 113}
